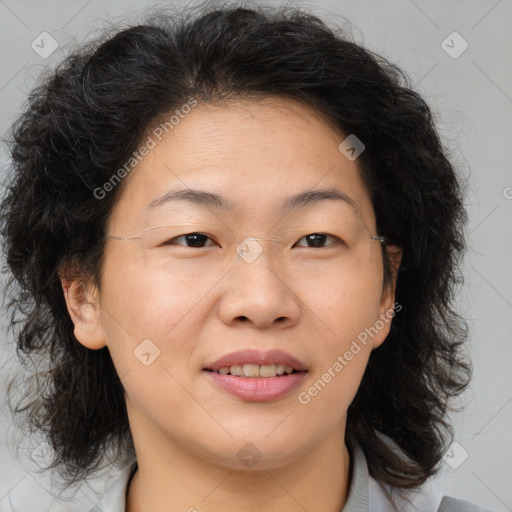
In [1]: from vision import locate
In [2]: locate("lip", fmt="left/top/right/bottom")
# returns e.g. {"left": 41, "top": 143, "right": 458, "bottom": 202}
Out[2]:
{"left": 203, "top": 371, "right": 308, "bottom": 402}
{"left": 203, "top": 349, "right": 308, "bottom": 372}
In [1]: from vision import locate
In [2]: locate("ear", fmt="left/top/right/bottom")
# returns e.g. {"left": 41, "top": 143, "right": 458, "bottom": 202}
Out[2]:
{"left": 60, "top": 275, "right": 107, "bottom": 350}
{"left": 372, "top": 244, "right": 403, "bottom": 350}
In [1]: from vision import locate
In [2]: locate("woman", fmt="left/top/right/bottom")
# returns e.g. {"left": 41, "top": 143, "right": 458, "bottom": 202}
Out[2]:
{"left": 1, "top": 3, "right": 494, "bottom": 511}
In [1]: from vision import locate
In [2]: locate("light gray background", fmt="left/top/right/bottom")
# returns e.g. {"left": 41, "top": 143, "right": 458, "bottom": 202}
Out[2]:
{"left": 0, "top": 1, "right": 511, "bottom": 511}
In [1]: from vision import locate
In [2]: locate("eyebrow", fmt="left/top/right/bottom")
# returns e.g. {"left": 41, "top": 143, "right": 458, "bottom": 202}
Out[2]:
{"left": 146, "top": 187, "right": 360, "bottom": 214}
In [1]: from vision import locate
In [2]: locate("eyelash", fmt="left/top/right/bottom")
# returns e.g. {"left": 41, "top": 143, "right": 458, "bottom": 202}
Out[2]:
{"left": 165, "top": 232, "right": 342, "bottom": 249}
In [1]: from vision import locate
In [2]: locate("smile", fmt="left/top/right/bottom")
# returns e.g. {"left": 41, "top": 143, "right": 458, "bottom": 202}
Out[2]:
{"left": 207, "top": 363, "right": 302, "bottom": 378}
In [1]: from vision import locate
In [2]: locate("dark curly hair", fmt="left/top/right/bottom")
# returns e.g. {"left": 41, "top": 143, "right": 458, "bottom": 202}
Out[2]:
{"left": 1, "top": 1, "right": 471, "bottom": 506}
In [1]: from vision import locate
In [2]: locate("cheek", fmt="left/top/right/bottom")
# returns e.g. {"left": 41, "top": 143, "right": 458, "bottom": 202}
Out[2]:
{"left": 301, "top": 261, "right": 384, "bottom": 340}
{"left": 98, "top": 252, "right": 213, "bottom": 379}
{"left": 296, "top": 264, "right": 383, "bottom": 401}
{"left": 297, "top": 288, "right": 376, "bottom": 424}
{"left": 101, "top": 252, "right": 216, "bottom": 337}
{"left": 98, "top": 261, "right": 204, "bottom": 423}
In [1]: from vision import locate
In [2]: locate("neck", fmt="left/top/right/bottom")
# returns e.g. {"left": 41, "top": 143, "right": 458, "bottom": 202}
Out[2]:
{"left": 125, "top": 422, "right": 352, "bottom": 512}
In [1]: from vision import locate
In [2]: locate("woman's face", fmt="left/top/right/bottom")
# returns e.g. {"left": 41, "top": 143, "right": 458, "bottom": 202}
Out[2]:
{"left": 69, "top": 96, "right": 399, "bottom": 470}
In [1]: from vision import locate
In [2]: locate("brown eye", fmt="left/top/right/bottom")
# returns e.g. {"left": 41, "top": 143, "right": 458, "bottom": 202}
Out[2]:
{"left": 165, "top": 233, "right": 216, "bottom": 248}
{"left": 294, "top": 233, "right": 341, "bottom": 248}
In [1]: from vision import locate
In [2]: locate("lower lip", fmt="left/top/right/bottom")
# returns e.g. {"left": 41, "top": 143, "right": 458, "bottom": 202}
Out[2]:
{"left": 203, "top": 370, "right": 308, "bottom": 402}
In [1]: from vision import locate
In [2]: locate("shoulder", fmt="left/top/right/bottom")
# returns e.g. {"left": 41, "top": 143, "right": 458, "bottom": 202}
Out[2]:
{"left": 370, "top": 476, "right": 499, "bottom": 512}
{"left": 87, "top": 460, "right": 137, "bottom": 512}
{"left": 371, "top": 479, "right": 498, "bottom": 512}
{"left": 437, "top": 495, "right": 498, "bottom": 512}
{"left": 359, "top": 443, "right": 497, "bottom": 512}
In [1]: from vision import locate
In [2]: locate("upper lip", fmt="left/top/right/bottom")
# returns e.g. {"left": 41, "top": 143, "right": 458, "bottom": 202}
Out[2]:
{"left": 204, "top": 349, "right": 308, "bottom": 372}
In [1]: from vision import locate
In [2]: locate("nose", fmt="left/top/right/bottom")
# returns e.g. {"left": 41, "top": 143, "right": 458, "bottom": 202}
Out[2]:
{"left": 218, "top": 238, "right": 301, "bottom": 329}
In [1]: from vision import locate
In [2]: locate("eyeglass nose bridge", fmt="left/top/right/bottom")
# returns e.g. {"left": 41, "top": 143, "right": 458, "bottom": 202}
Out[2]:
{"left": 235, "top": 236, "right": 282, "bottom": 264}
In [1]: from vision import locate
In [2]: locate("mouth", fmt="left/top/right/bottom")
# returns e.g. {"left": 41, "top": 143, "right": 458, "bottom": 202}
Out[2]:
{"left": 203, "top": 348, "right": 308, "bottom": 375}
{"left": 202, "top": 349, "right": 308, "bottom": 402}
{"left": 203, "top": 364, "right": 306, "bottom": 378}
{"left": 202, "top": 366, "right": 308, "bottom": 402}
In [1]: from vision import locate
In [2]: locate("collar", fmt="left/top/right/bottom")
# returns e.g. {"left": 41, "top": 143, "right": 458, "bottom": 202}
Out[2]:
{"left": 342, "top": 441, "right": 370, "bottom": 511}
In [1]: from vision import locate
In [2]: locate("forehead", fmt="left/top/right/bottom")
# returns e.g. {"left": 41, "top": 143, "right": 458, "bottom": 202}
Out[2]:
{"left": 107, "top": 96, "right": 376, "bottom": 231}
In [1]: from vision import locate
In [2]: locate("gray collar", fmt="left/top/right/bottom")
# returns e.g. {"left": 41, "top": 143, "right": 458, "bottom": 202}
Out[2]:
{"left": 342, "top": 441, "right": 370, "bottom": 511}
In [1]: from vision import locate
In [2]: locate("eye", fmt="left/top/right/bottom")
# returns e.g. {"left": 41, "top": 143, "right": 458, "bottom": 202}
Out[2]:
{"left": 164, "top": 233, "right": 217, "bottom": 248}
{"left": 294, "top": 233, "right": 342, "bottom": 248}
{"left": 160, "top": 232, "right": 342, "bottom": 249}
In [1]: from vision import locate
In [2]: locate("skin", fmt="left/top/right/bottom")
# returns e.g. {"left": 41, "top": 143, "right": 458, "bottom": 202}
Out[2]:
{"left": 62, "top": 96, "right": 401, "bottom": 512}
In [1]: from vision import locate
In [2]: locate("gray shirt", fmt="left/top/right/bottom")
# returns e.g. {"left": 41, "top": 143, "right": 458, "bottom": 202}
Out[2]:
{"left": 89, "top": 442, "right": 495, "bottom": 512}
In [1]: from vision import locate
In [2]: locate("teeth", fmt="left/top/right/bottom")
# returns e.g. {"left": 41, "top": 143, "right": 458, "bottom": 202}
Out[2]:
{"left": 243, "top": 364, "right": 261, "bottom": 377}
{"left": 215, "top": 364, "right": 296, "bottom": 377}
{"left": 230, "top": 364, "right": 243, "bottom": 376}
{"left": 258, "top": 364, "right": 276, "bottom": 378}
